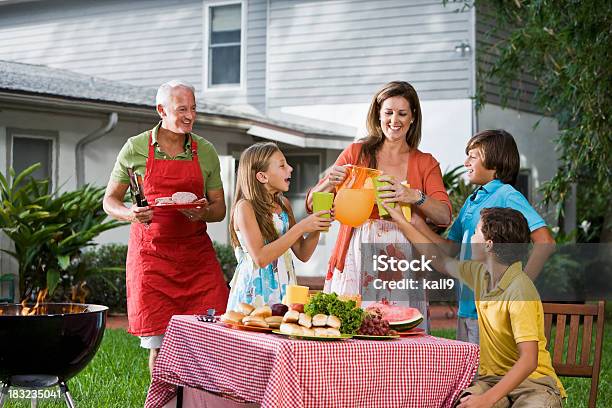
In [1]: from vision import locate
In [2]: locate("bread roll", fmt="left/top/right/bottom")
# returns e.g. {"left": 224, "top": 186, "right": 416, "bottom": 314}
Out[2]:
{"left": 220, "top": 311, "right": 245, "bottom": 325}
{"left": 326, "top": 327, "right": 341, "bottom": 337}
{"left": 298, "top": 313, "right": 312, "bottom": 328}
{"left": 265, "top": 316, "right": 283, "bottom": 329}
{"left": 242, "top": 315, "right": 265, "bottom": 323}
{"left": 280, "top": 323, "right": 303, "bottom": 336}
{"left": 237, "top": 303, "right": 255, "bottom": 315}
{"left": 313, "top": 327, "right": 329, "bottom": 337}
{"left": 243, "top": 315, "right": 268, "bottom": 328}
{"left": 282, "top": 310, "right": 299, "bottom": 323}
{"left": 250, "top": 305, "right": 272, "bottom": 318}
{"left": 244, "top": 320, "right": 269, "bottom": 328}
{"left": 312, "top": 314, "right": 328, "bottom": 327}
{"left": 302, "top": 327, "right": 315, "bottom": 337}
{"left": 265, "top": 315, "right": 283, "bottom": 324}
{"left": 326, "top": 315, "right": 341, "bottom": 329}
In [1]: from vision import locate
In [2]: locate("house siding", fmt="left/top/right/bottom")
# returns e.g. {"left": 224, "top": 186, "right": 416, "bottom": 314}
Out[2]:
{"left": 475, "top": 3, "right": 540, "bottom": 114}
{"left": 267, "top": 0, "right": 473, "bottom": 108}
{"left": 0, "top": 0, "right": 267, "bottom": 112}
{"left": 245, "top": 0, "right": 267, "bottom": 105}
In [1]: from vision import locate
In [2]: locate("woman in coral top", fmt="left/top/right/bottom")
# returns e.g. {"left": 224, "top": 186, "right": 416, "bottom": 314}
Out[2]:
{"left": 306, "top": 81, "right": 451, "bottom": 331}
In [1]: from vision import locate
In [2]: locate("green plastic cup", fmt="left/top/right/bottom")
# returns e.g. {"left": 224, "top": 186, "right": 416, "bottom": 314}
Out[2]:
{"left": 312, "top": 192, "right": 334, "bottom": 232}
{"left": 372, "top": 176, "right": 395, "bottom": 218}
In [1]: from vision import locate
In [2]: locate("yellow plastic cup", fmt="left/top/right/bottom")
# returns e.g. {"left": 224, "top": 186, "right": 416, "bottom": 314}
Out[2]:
{"left": 401, "top": 181, "right": 411, "bottom": 222}
{"left": 312, "top": 192, "right": 334, "bottom": 232}
{"left": 372, "top": 176, "right": 395, "bottom": 218}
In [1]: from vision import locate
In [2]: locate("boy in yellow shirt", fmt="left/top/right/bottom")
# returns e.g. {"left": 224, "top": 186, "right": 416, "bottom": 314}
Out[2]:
{"left": 382, "top": 204, "right": 565, "bottom": 407}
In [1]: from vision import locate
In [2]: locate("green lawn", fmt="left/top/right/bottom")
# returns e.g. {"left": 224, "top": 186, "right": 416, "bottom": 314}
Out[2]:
{"left": 4, "top": 330, "right": 149, "bottom": 408}
{"left": 3, "top": 327, "right": 609, "bottom": 407}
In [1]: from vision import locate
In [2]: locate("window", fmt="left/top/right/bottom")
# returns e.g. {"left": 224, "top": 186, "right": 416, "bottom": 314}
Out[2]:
{"left": 515, "top": 169, "right": 531, "bottom": 202}
{"left": 8, "top": 130, "right": 57, "bottom": 189}
{"left": 207, "top": 2, "right": 243, "bottom": 87}
{"left": 285, "top": 154, "right": 321, "bottom": 222}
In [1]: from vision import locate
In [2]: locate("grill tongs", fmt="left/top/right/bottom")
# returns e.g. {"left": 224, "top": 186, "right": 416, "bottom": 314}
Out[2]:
{"left": 127, "top": 168, "right": 149, "bottom": 207}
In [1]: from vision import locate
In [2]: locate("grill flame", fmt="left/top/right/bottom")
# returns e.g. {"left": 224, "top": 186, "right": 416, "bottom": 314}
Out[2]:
{"left": 18, "top": 282, "right": 90, "bottom": 316}
{"left": 21, "top": 288, "right": 49, "bottom": 316}
{"left": 71, "top": 281, "right": 90, "bottom": 304}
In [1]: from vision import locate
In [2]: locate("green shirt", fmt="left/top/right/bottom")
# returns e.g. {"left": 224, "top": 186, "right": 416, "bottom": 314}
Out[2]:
{"left": 110, "top": 123, "right": 223, "bottom": 195}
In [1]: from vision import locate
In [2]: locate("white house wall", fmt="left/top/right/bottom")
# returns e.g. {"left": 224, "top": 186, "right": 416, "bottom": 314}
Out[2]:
{"left": 267, "top": 0, "right": 473, "bottom": 108}
{"left": 477, "top": 104, "right": 560, "bottom": 220}
{"left": 0, "top": 0, "right": 268, "bottom": 112}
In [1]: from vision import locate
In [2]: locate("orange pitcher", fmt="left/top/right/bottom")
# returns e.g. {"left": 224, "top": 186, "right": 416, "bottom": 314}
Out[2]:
{"left": 334, "top": 165, "right": 381, "bottom": 227}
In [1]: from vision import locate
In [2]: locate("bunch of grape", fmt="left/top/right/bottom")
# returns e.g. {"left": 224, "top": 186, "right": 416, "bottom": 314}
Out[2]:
{"left": 357, "top": 310, "right": 396, "bottom": 336}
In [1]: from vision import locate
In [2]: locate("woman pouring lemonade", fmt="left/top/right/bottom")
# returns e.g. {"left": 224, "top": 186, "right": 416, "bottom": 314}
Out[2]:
{"left": 306, "top": 81, "right": 451, "bottom": 331}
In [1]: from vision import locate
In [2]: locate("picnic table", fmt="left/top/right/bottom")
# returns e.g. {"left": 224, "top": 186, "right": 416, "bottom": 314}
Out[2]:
{"left": 146, "top": 315, "right": 479, "bottom": 408}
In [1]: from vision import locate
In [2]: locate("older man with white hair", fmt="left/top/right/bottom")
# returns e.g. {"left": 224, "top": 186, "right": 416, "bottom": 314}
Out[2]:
{"left": 103, "top": 80, "right": 229, "bottom": 376}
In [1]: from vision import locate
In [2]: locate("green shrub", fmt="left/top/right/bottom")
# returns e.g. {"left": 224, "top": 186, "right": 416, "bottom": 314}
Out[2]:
{"left": 213, "top": 241, "right": 237, "bottom": 283}
{"left": 0, "top": 164, "right": 124, "bottom": 300}
{"left": 80, "top": 244, "right": 128, "bottom": 313}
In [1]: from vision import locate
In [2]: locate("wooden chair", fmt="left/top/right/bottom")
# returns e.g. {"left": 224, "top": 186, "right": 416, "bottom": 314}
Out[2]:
{"left": 543, "top": 301, "right": 605, "bottom": 408}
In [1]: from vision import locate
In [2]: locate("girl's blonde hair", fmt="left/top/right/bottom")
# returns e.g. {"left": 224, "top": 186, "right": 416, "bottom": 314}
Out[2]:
{"left": 229, "top": 142, "right": 293, "bottom": 248}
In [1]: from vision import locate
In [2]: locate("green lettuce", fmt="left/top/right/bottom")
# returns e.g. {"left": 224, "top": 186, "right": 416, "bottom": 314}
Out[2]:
{"left": 304, "top": 292, "right": 364, "bottom": 334}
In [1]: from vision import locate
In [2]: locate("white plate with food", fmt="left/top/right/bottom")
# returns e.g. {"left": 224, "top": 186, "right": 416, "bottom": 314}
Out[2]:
{"left": 152, "top": 192, "right": 204, "bottom": 209}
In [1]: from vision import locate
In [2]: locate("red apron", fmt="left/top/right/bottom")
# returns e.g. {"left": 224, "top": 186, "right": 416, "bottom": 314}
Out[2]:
{"left": 126, "top": 132, "right": 229, "bottom": 336}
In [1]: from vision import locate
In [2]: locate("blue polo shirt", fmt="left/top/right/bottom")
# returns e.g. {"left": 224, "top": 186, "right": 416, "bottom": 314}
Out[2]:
{"left": 448, "top": 179, "right": 547, "bottom": 319}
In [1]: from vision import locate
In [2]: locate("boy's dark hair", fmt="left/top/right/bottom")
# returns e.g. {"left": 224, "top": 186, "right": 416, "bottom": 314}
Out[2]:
{"left": 480, "top": 208, "right": 531, "bottom": 265}
{"left": 466, "top": 129, "right": 520, "bottom": 185}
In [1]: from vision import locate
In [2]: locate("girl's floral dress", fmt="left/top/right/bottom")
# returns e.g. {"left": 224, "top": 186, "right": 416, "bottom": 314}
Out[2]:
{"left": 226, "top": 211, "right": 296, "bottom": 311}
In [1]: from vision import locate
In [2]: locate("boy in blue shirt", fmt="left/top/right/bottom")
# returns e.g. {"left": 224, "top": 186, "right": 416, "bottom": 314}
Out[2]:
{"left": 429, "top": 130, "right": 555, "bottom": 344}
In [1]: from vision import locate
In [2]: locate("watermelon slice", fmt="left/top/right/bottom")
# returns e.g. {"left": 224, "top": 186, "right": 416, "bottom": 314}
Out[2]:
{"left": 388, "top": 316, "right": 423, "bottom": 332}
{"left": 366, "top": 300, "right": 423, "bottom": 332}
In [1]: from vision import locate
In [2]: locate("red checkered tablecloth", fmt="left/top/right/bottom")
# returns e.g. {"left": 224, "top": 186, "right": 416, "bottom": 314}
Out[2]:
{"left": 145, "top": 315, "right": 479, "bottom": 408}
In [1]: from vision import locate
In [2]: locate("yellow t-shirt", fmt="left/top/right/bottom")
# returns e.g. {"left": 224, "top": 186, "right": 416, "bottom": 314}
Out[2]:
{"left": 459, "top": 261, "right": 566, "bottom": 397}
